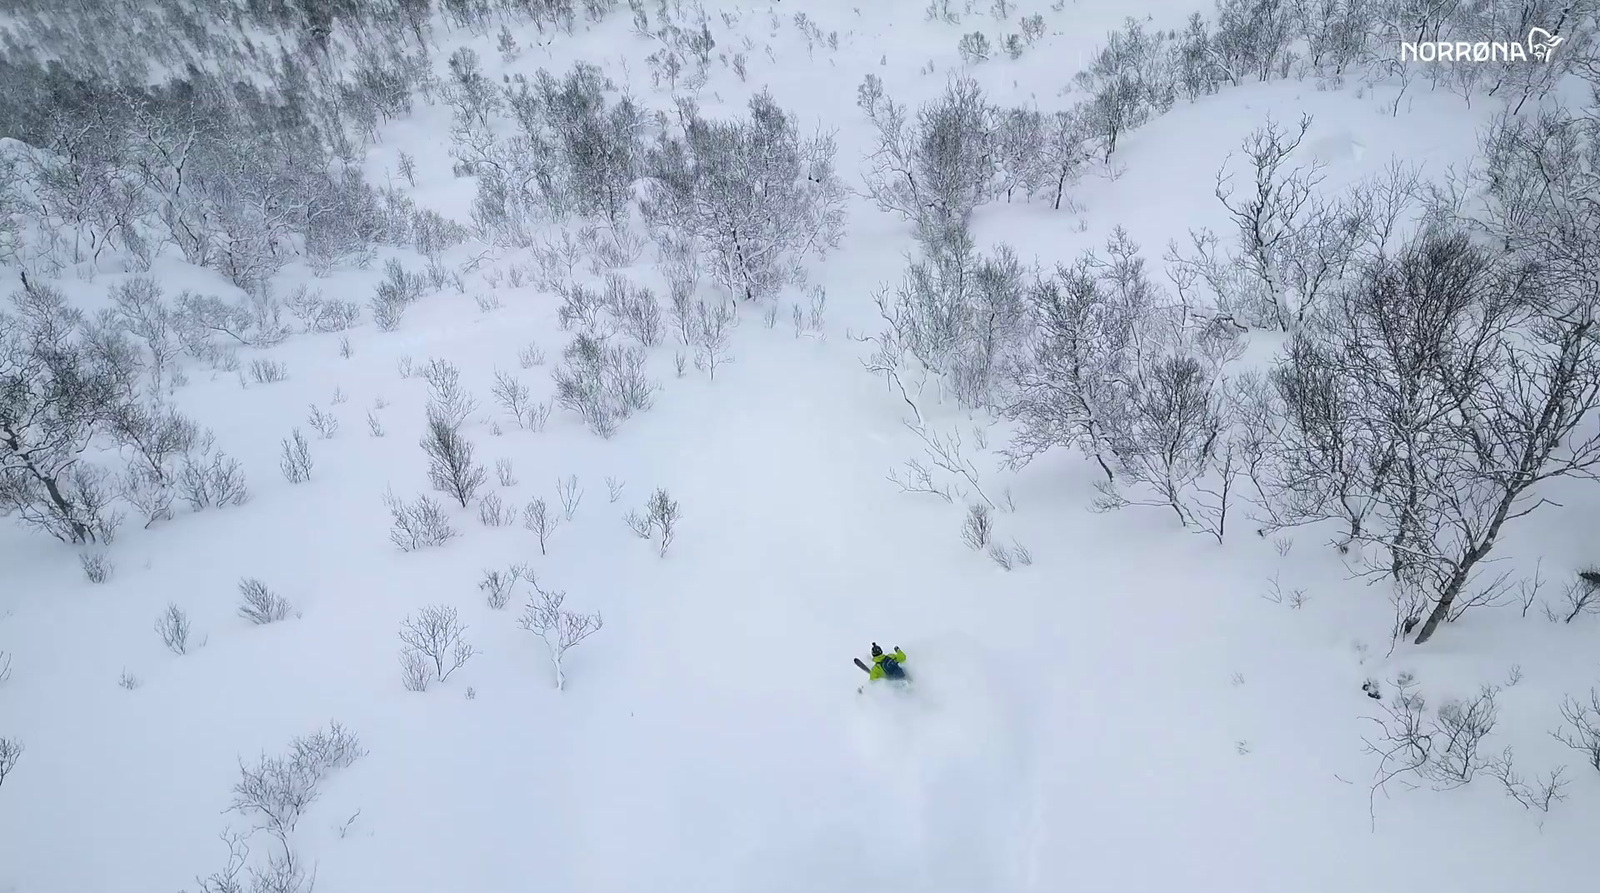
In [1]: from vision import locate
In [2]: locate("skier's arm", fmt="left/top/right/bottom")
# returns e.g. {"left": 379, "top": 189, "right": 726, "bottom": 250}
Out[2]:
{"left": 892, "top": 648, "right": 906, "bottom": 662}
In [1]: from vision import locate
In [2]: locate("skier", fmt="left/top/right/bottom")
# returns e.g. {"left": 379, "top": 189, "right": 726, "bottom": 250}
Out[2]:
{"left": 854, "top": 642, "right": 907, "bottom": 685}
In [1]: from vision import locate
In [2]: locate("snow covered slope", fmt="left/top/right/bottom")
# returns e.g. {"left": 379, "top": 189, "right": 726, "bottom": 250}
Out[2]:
{"left": 1, "top": 2, "right": 1596, "bottom": 892}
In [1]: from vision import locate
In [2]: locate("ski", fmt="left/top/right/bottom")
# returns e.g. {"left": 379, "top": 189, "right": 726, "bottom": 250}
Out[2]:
{"left": 854, "top": 658, "right": 871, "bottom": 674}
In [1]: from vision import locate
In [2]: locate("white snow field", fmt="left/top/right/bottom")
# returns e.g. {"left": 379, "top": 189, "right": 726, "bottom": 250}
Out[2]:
{"left": 1, "top": 2, "right": 1598, "bottom": 892}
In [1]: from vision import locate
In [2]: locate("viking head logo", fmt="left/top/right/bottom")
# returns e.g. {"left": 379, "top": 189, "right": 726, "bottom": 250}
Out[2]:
{"left": 1527, "top": 27, "right": 1565, "bottom": 61}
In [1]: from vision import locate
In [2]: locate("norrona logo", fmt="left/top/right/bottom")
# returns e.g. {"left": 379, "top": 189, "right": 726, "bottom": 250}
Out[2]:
{"left": 1401, "top": 27, "right": 1565, "bottom": 62}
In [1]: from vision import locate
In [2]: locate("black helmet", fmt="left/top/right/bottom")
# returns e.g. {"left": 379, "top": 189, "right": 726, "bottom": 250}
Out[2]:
{"left": 870, "top": 642, "right": 883, "bottom": 657}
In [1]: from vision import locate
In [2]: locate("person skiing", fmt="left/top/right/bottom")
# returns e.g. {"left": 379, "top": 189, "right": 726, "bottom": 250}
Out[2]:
{"left": 855, "top": 642, "right": 907, "bottom": 683}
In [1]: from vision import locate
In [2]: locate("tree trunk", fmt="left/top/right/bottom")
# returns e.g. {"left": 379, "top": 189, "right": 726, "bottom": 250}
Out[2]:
{"left": 1414, "top": 487, "right": 1519, "bottom": 644}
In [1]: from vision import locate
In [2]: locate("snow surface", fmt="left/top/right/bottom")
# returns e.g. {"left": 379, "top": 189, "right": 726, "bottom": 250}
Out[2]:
{"left": 2, "top": 2, "right": 1597, "bottom": 892}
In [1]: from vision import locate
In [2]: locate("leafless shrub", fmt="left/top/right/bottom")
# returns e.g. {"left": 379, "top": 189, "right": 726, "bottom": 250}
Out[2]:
{"left": 691, "top": 299, "right": 735, "bottom": 381}
{"left": 552, "top": 334, "right": 657, "bottom": 437}
{"left": 518, "top": 578, "right": 603, "bottom": 690}
{"left": 118, "top": 670, "right": 140, "bottom": 690}
{"left": 518, "top": 342, "right": 546, "bottom": 368}
{"left": 248, "top": 359, "right": 289, "bottom": 384}
{"left": 80, "top": 550, "right": 112, "bottom": 583}
{"left": 339, "top": 336, "right": 353, "bottom": 358}
{"left": 238, "top": 578, "right": 292, "bottom": 624}
{"left": 371, "top": 259, "right": 426, "bottom": 331}
{"left": 287, "top": 286, "right": 361, "bottom": 335}
{"left": 1261, "top": 573, "right": 1308, "bottom": 608}
{"left": 0, "top": 651, "right": 10, "bottom": 685}
{"left": 279, "top": 430, "right": 313, "bottom": 483}
{"left": 1518, "top": 562, "right": 1547, "bottom": 618}
{"left": 961, "top": 503, "right": 993, "bottom": 549}
{"left": 366, "top": 412, "right": 385, "bottom": 437}
{"left": 399, "top": 649, "right": 431, "bottom": 691}
{"left": 496, "top": 458, "right": 517, "bottom": 487}
{"left": 603, "top": 275, "right": 663, "bottom": 347}
{"left": 524, "top": 497, "right": 560, "bottom": 554}
{"left": 1484, "top": 749, "right": 1569, "bottom": 812}
{"left": 420, "top": 415, "right": 487, "bottom": 507}
{"left": 1552, "top": 689, "right": 1600, "bottom": 774}
{"left": 557, "top": 475, "right": 583, "bottom": 519}
{"left": 625, "top": 488, "right": 680, "bottom": 556}
{"left": 178, "top": 434, "right": 250, "bottom": 510}
{"left": 478, "top": 491, "right": 517, "bottom": 526}
{"left": 474, "top": 293, "right": 502, "bottom": 313}
{"left": 606, "top": 476, "right": 625, "bottom": 502}
{"left": 1426, "top": 686, "right": 1500, "bottom": 786}
{"left": 247, "top": 848, "right": 313, "bottom": 893}
{"left": 1556, "top": 570, "right": 1600, "bottom": 623}
{"left": 420, "top": 358, "right": 479, "bottom": 428}
{"left": 987, "top": 541, "right": 1014, "bottom": 570}
{"left": 0, "top": 737, "right": 22, "bottom": 789}
{"left": 382, "top": 490, "right": 457, "bottom": 551}
{"left": 526, "top": 400, "right": 551, "bottom": 432}
{"left": 1012, "top": 540, "right": 1033, "bottom": 565}
{"left": 306, "top": 405, "right": 338, "bottom": 439}
{"left": 398, "top": 605, "right": 477, "bottom": 684}
{"left": 1362, "top": 674, "right": 1506, "bottom": 827}
{"left": 155, "top": 603, "right": 193, "bottom": 655}
{"left": 1273, "top": 535, "right": 1293, "bottom": 557}
{"left": 623, "top": 509, "right": 652, "bottom": 539}
{"left": 888, "top": 458, "right": 953, "bottom": 502}
{"left": 228, "top": 723, "right": 364, "bottom": 843}
{"left": 557, "top": 282, "right": 610, "bottom": 334}
{"left": 187, "top": 828, "right": 250, "bottom": 893}
{"left": 492, "top": 369, "right": 535, "bottom": 428}
{"left": 480, "top": 563, "right": 531, "bottom": 610}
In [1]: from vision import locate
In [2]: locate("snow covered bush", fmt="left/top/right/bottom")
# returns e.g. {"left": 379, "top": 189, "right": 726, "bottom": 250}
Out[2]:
{"left": 961, "top": 503, "right": 994, "bottom": 549}
{"left": 480, "top": 563, "right": 532, "bottom": 610}
{"left": 1, "top": 276, "right": 136, "bottom": 544}
{"left": 155, "top": 603, "right": 194, "bottom": 655}
{"left": 305, "top": 404, "right": 338, "bottom": 439}
{"left": 871, "top": 225, "right": 1033, "bottom": 411}
{"left": 478, "top": 491, "right": 517, "bottom": 526}
{"left": 1004, "top": 236, "right": 1153, "bottom": 483}
{"left": 229, "top": 722, "right": 365, "bottom": 844}
{"left": 623, "top": 487, "right": 680, "bottom": 556}
{"left": 518, "top": 579, "right": 604, "bottom": 691}
{"left": 177, "top": 433, "right": 250, "bottom": 511}
{"left": 957, "top": 31, "right": 991, "bottom": 63}
{"left": 420, "top": 413, "right": 487, "bottom": 508}
{"left": 278, "top": 429, "right": 312, "bottom": 483}
{"left": 1002, "top": 229, "right": 1243, "bottom": 532}
{"left": 551, "top": 333, "right": 657, "bottom": 437}
{"left": 1072, "top": 17, "right": 1175, "bottom": 161}
{"left": 0, "top": 736, "right": 21, "bottom": 790}
{"left": 369, "top": 259, "right": 427, "bottom": 332}
{"left": 238, "top": 578, "right": 291, "bottom": 625}
{"left": 285, "top": 286, "right": 361, "bottom": 334}
{"left": 603, "top": 275, "right": 663, "bottom": 347}
{"left": 492, "top": 370, "right": 537, "bottom": 429}
{"left": 79, "top": 550, "right": 111, "bottom": 583}
{"left": 863, "top": 78, "right": 997, "bottom": 245}
{"left": 1554, "top": 689, "right": 1600, "bottom": 774}
{"left": 398, "top": 605, "right": 477, "bottom": 685}
{"left": 523, "top": 497, "right": 560, "bottom": 554}
{"left": 640, "top": 90, "right": 847, "bottom": 302}
{"left": 382, "top": 489, "right": 457, "bottom": 552}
